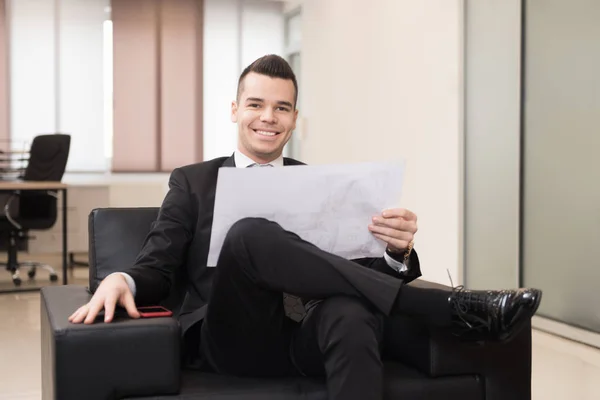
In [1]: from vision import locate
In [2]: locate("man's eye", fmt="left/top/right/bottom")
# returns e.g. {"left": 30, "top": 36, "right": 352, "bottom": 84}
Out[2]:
{"left": 248, "top": 104, "right": 260, "bottom": 108}
{"left": 277, "top": 107, "right": 290, "bottom": 112}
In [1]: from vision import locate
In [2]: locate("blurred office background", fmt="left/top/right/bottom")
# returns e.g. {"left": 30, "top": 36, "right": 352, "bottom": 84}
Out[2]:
{"left": 0, "top": 0, "right": 599, "bottom": 399}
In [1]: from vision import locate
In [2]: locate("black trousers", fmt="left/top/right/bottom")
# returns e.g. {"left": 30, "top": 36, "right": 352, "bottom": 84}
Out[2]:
{"left": 200, "top": 217, "right": 452, "bottom": 400}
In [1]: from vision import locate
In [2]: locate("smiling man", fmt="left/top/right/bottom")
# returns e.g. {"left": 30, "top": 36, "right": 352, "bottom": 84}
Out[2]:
{"left": 233, "top": 69, "right": 297, "bottom": 164}
{"left": 70, "top": 55, "right": 541, "bottom": 400}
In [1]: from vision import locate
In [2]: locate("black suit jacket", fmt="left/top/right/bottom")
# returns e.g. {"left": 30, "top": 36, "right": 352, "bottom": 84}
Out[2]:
{"left": 125, "top": 154, "right": 421, "bottom": 334}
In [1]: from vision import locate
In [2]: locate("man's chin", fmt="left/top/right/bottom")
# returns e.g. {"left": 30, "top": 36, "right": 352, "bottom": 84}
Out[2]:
{"left": 250, "top": 146, "right": 282, "bottom": 160}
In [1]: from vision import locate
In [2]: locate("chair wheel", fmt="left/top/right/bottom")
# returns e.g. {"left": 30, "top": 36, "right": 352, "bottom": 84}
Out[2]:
{"left": 28, "top": 269, "right": 36, "bottom": 279}
{"left": 13, "top": 277, "right": 22, "bottom": 286}
{"left": 49, "top": 273, "right": 58, "bottom": 282}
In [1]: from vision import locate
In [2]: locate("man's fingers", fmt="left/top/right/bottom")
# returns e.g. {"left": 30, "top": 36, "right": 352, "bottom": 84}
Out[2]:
{"left": 68, "top": 307, "right": 80, "bottom": 322}
{"left": 72, "top": 306, "right": 91, "bottom": 324}
{"left": 382, "top": 208, "right": 417, "bottom": 221}
{"left": 103, "top": 293, "right": 118, "bottom": 323}
{"left": 69, "top": 306, "right": 88, "bottom": 324}
{"left": 372, "top": 233, "right": 410, "bottom": 251}
{"left": 83, "top": 301, "right": 104, "bottom": 325}
{"left": 369, "top": 224, "right": 413, "bottom": 241}
{"left": 121, "top": 292, "right": 140, "bottom": 319}
{"left": 372, "top": 216, "right": 417, "bottom": 234}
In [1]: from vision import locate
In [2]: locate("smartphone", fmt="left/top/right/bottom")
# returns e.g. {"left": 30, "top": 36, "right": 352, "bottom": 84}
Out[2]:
{"left": 137, "top": 306, "right": 173, "bottom": 318}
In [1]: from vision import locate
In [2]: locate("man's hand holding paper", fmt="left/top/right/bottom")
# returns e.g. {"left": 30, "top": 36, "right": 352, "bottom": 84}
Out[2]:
{"left": 369, "top": 208, "right": 418, "bottom": 254}
{"left": 207, "top": 161, "right": 410, "bottom": 266}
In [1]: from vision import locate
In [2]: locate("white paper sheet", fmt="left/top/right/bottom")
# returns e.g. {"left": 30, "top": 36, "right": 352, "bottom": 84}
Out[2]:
{"left": 207, "top": 161, "right": 405, "bottom": 266}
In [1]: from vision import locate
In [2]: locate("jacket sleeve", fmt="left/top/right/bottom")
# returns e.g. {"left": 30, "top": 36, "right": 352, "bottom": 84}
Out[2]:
{"left": 123, "top": 168, "right": 195, "bottom": 305}
{"left": 352, "top": 249, "right": 422, "bottom": 284}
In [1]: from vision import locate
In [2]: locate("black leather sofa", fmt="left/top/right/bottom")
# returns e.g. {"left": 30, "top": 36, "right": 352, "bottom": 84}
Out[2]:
{"left": 40, "top": 208, "right": 533, "bottom": 400}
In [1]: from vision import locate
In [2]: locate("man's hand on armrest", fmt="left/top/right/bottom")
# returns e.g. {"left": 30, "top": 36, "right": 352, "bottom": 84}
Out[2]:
{"left": 68, "top": 273, "right": 140, "bottom": 324}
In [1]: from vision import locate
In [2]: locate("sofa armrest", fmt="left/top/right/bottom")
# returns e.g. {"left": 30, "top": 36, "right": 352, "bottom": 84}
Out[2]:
{"left": 384, "top": 280, "right": 532, "bottom": 400}
{"left": 41, "top": 285, "right": 182, "bottom": 400}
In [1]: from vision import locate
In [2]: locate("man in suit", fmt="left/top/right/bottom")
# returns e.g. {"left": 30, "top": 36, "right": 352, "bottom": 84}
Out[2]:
{"left": 70, "top": 55, "right": 541, "bottom": 400}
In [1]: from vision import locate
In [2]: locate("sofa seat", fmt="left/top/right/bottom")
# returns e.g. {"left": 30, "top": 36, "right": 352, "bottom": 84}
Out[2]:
{"left": 125, "top": 363, "right": 482, "bottom": 400}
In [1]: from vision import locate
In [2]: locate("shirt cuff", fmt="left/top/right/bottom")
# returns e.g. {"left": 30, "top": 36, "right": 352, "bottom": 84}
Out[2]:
{"left": 383, "top": 251, "right": 408, "bottom": 273}
{"left": 107, "top": 272, "right": 137, "bottom": 297}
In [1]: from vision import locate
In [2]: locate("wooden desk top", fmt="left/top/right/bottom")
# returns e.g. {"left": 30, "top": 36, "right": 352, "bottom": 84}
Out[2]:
{"left": 0, "top": 181, "right": 68, "bottom": 190}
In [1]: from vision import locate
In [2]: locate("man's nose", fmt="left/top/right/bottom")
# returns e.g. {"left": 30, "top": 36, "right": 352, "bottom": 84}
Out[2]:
{"left": 260, "top": 108, "right": 277, "bottom": 123}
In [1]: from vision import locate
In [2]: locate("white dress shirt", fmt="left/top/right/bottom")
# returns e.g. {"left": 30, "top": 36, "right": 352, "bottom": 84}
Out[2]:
{"left": 119, "top": 151, "right": 408, "bottom": 297}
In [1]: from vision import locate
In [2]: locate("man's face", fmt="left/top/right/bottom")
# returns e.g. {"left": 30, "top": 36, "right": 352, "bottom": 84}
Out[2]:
{"left": 231, "top": 72, "right": 298, "bottom": 163}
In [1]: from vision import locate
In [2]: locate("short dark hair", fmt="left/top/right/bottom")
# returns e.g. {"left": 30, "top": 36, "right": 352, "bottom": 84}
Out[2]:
{"left": 236, "top": 54, "right": 298, "bottom": 108}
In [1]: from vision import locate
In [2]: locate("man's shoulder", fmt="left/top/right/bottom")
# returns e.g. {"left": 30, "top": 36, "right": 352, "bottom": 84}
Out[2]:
{"left": 172, "top": 155, "right": 306, "bottom": 177}
{"left": 175, "top": 157, "right": 231, "bottom": 175}
{"left": 284, "top": 157, "right": 306, "bottom": 166}
{"left": 168, "top": 157, "right": 231, "bottom": 189}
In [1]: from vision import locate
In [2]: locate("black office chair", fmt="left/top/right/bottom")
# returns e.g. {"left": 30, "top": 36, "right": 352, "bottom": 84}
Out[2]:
{"left": 0, "top": 134, "right": 70, "bottom": 286}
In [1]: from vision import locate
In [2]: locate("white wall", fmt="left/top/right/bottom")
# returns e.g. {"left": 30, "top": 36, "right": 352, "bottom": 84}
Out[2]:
{"left": 300, "top": 0, "right": 464, "bottom": 284}
{"left": 203, "top": 0, "right": 240, "bottom": 161}
{"left": 464, "top": 0, "right": 521, "bottom": 289}
{"left": 241, "top": 1, "right": 284, "bottom": 69}
{"left": 59, "top": 0, "right": 108, "bottom": 171}
{"left": 8, "top": 0, "right": 56, "bottom": 151}
{"left": 283, "top": 0, "right": 302, "bottom": 13}
{"left": 203, "top": 0, "right": 285, "bottom": 161}
{"left": 8, "top": 0, "right": 109, "bottom": 171}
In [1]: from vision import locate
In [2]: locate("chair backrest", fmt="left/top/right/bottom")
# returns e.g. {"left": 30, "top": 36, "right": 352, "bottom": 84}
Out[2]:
{"left": 23, "top": 134, "right": 71, "bottom": 182}
{"left": 16, "top": 134, "right": 70, "bottom": 227}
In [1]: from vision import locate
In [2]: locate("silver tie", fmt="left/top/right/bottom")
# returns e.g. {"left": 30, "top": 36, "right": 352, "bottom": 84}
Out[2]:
{"left": 247, "top": 163, "right": 274, "bottom": 168}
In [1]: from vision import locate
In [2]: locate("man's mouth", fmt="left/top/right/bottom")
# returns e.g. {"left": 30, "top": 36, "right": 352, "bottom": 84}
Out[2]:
{"left": 252, "top": 129, "right": 281, "bottom": 137}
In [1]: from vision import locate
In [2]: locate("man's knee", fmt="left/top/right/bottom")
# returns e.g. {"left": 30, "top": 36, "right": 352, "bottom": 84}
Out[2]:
{"left": 317, "top": 297, "right": 384, "bottom": 352}
{"left": 226, "top": 217, "right": 276, "bottom": 243}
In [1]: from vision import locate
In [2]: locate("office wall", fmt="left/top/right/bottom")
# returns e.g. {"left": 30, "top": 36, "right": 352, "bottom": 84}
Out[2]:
{"left": 8, "top": 0, "right": 56, "bottom": 152}
{"left": 300, "top": 0, "right": 464, "bottom": 284}
{"left": 283, "top": 0, "right": 302, "bottom": 13}
{"left": 522, "top": 0, "right": 600, "bottom": 333}
{"left": 203, "top": 0, "right": 238, "bottom": 161}
{"left": 464, "top": 0, "right": 521, "bottom": 289}
{"left": 0, "top": 0, "right": 7, "bottom": 149}
{"left": 6, "top": 0, "right": 109, "bottom": 171}
{"left": 59, "top": 0, "right": 107, "bottom": 171}
{"left": 6, "top": 0, "right": 109, "bottom": 170}
{"left": 240, "top": 1, "right": 284, "bottom": 71}
{"left": 203, "top": 0, "right": 284, "bottom": 161}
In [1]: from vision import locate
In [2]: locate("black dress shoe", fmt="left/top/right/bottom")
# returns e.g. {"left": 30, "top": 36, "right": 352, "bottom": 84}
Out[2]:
{"left": 448, "top": 287, "right": 542, "bottom": 342}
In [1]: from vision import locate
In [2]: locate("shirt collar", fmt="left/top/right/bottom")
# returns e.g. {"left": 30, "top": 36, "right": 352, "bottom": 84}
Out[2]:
{"left": 234, "top": 150, "right": 284, "bottom": 168}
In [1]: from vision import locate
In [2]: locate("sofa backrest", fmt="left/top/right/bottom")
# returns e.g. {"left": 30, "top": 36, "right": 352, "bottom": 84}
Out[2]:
{"left": 88, "top": 207, "right": 159, "bottom": 293}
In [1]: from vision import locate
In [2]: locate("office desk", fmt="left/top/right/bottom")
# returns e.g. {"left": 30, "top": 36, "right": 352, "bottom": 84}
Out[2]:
{"left": 0, "top": 181, "right": 68, "bottom": 290}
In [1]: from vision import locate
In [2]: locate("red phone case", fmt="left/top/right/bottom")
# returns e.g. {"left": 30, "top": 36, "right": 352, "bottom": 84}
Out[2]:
{"left": 137, "top": 306, "right": 173, "bottom": 318}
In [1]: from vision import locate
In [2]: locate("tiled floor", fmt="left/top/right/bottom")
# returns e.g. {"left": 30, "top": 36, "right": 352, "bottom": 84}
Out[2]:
{"left": 2, "top": 260, "right": 600, "bottom": 400}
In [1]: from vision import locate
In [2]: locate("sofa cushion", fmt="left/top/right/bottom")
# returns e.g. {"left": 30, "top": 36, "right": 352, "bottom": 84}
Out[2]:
{"left": 125, "top": 362, "right": 482, "bottom": 400}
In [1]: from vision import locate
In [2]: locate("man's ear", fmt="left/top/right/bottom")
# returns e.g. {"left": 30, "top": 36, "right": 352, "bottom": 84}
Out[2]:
{"left": 292, "top": 108, "right": 299, "bottom": 130}
{"left": 231, "top": 101, "right": 238, "bottom": 123}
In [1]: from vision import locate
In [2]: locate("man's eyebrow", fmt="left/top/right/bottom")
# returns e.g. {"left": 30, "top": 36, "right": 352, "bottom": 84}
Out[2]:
{"left": 276, "top": 101, "right": 294, "bottom": 109}
{"left": 245, "top": 97, "right": 293, "bottom": 109}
